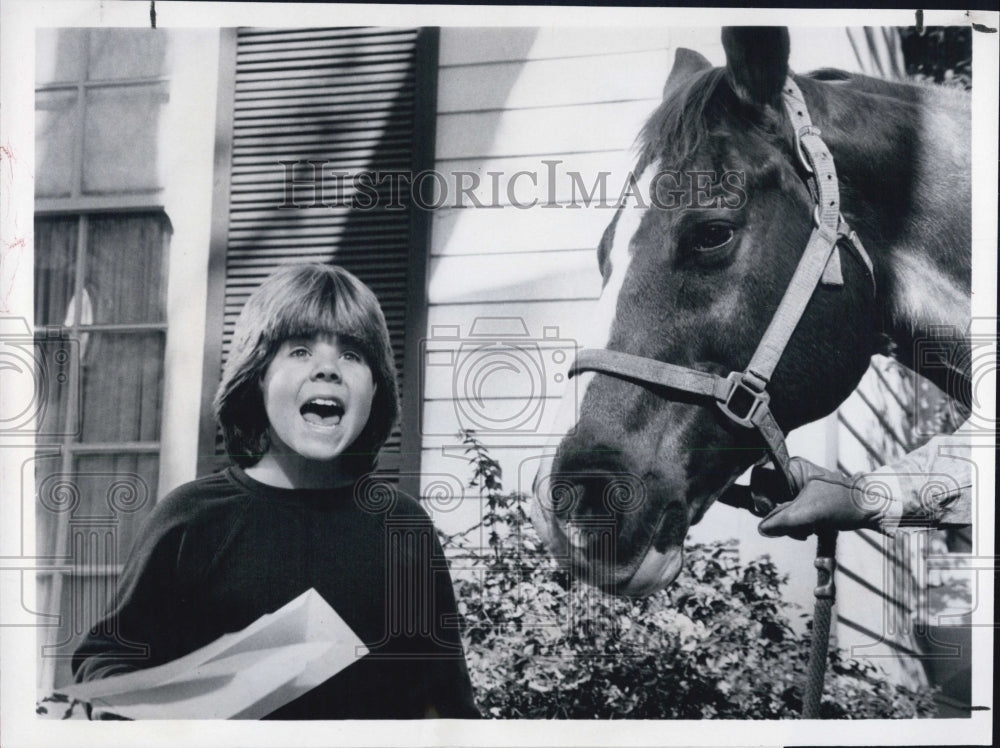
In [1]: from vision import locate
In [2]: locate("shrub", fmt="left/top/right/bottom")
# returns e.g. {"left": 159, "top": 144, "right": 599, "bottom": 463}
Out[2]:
{"left": 443, "top": 431, "right": 938, "bottom": 719}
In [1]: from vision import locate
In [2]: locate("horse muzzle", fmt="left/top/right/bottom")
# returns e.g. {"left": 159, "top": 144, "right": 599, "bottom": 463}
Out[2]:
{"left": 530, "top": 453, "right": 687, "bottom": 596}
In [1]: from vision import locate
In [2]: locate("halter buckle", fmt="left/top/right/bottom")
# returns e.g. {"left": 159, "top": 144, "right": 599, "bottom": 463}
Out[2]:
{"left": 717, "top": 371, "right": 771, "bottom": 429}
{"left": 795, "top": 125, "right": 822, "bottom": 174}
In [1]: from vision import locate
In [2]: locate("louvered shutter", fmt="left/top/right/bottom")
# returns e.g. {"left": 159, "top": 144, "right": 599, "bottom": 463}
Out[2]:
{"left": 200, "top": 27, "right": 437, "bottom": 486}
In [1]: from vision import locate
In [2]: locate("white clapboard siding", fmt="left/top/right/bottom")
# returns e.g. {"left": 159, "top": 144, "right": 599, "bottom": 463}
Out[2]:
{"left": 426, "top": 298, "right": 598, "bottom": 352}
{"left": 421, "top": 359, "right": 578, "bottom": 404}
{"left": 431, "top": 200, "right": 625, "bottom": 256}
{"left": 417, "top": 444, "right": 558, "bottom": 535}
{"left": 438, "top": 50, "right": 671, "bottom": 112}
{"left": 428, "top": 248, "right": 599, "bottom": 304}
{"left": 436, "top": 101, "right": 657, "bottom": 160}
{"left": 428, "top": 151, "right": 640, "bottom": 210}
{"left": 834, "top": 359, "right": 930, "bottom": 691}
{"left": 439, "top": 27, "right": 677, "bottom": 66}
{"left": 419, "top": 398, "right": 566, "bottom": 450}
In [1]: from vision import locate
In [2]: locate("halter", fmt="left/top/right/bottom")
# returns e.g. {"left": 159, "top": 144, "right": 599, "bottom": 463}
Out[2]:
{"left": 568, "top": 76, "right": 875, "bottom": 513}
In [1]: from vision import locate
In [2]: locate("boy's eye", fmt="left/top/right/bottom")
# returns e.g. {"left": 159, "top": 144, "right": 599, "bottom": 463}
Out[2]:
{"left": 342, "top": 349, "right": 363, "bottom": 363}
{"left": 289, "top": 347, "right": 310, "bottom": 358}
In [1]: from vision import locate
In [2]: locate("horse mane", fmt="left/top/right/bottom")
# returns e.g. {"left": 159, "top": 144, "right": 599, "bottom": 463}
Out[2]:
{"left": 804, "top": 67, "right": 969, "bottom": 108}
{"left": 638, "top": 63, "right": 968, "bottom": 175}
{"left": 805, "top": 67, "right": 852, "bottom": 82}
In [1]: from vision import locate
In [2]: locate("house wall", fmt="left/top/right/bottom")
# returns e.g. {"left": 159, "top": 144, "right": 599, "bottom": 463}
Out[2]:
{"left": 157, "top": 30, "right": 220, "bottom": 498}
{"left": 420, "top": 27, "right": 712, "bottom": 537}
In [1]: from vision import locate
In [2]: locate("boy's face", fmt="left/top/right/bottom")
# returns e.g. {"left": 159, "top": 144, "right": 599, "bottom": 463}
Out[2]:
{"left": 260, "top": 333, "right": 376, "bottom": 464}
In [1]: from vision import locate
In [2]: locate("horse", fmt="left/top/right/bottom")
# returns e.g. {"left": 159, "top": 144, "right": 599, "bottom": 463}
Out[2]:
{"left": 531, "top": 27, "right": 971, "bottom": 597}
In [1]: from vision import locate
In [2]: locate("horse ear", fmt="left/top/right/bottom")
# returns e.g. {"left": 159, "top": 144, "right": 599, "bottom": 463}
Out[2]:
{"left": 721, "top": 27, "right": 790, "bottom": 108}
{"left": 663, "top": 48, "right": 713, "bottom": 99}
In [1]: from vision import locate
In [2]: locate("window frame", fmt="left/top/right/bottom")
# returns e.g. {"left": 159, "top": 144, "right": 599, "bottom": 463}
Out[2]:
{"left": 34, "top": 29, "right": 173, "bottom": 693}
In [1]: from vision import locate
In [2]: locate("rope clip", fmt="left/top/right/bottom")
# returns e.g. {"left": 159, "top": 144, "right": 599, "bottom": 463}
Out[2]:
{"left": 813, "top": 556, "right": 837, "bottom": 599}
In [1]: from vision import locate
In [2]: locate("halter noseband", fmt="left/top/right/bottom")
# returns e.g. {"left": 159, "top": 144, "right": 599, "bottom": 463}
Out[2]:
{"left": 569, "top": 76, "right": 875, "bottom": 512}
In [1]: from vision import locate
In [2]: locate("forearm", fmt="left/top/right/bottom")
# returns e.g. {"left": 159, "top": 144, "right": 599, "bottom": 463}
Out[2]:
{"left": 855, "top": 426, "right": 972, "bottom": 534}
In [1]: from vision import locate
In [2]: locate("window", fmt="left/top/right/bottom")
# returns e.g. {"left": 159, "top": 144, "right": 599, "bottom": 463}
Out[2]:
{"left": 34, "top": 29, "right": 172, "bottom": 691}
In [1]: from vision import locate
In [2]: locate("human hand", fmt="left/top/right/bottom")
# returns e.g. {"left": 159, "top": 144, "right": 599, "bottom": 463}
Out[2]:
{"left": 755, "top": 458, "right": 881, "bottom": 541}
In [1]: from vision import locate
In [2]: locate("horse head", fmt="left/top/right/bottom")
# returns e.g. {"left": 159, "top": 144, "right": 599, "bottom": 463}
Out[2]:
{"left": 532, "top": 28, "right": 888, "bottom": 596}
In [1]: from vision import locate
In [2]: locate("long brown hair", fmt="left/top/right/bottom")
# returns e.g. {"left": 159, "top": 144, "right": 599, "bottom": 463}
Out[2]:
{"left": 213, "top": 263, "right": 399, "bottom": 470}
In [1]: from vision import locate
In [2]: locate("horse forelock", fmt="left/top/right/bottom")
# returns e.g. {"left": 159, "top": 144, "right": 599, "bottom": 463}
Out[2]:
{"left": 637, "top": 66, "right": 787, "bottom": 174}
{"left": 637, "top": 67, "right": 725, "bottom": 171}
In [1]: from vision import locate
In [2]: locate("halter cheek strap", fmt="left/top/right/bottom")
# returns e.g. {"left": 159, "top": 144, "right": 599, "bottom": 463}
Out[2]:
{"left": 569, "top": 76, "right": 874, "bottom": 509}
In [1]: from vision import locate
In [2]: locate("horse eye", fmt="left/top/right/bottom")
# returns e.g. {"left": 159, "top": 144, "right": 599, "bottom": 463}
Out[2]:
{"left": 690, "top": 223, "right": 734, "bottom": 252}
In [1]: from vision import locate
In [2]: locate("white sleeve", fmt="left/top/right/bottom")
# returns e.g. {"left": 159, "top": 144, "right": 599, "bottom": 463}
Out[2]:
{"left": 856, "top": 421, "right": 973, "bottom": 534}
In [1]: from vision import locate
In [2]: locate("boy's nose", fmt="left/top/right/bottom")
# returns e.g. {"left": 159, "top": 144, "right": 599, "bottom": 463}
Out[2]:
{"left": 311, "top": 357, "right": 341, "bottom": 381}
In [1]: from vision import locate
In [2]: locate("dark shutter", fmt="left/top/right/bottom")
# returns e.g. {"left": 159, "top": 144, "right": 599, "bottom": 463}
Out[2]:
{"left": 199, "top": 27, "right": 438, "bottom": 489}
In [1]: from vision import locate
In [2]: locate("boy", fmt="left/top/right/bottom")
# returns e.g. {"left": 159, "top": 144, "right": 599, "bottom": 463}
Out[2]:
{"left": 72, "top": 264, "right": 480, "bottom": 719}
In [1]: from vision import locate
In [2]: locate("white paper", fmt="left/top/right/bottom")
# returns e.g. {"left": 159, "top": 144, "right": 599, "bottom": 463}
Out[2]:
{"left": 59, "top": 589, "right": 368, "bottom": 719}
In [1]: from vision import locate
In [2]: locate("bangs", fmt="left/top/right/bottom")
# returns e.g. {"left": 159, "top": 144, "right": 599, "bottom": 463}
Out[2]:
{"left": 258, "top": 268, "right": 385, "bottom": 363}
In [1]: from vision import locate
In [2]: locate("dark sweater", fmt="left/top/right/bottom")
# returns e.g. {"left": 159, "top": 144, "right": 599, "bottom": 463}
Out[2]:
{"left": 72, "top": 466, "right": 480, "bottom": 719}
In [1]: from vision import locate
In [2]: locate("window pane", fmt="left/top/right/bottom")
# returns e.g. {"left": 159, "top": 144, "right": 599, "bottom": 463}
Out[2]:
{"left": 86, "top": 214, "right": 170, "bottom": 324}
{"left": 34, "top": 216, "right": 79, "bottom": 326}
{"left": 35, "top": 89, "right": 78, "bottom": 198}
{"left": 86, "top": 29, "right": 168, "bottom": 81}
{"left": 32, "top": 331, "right": 80, "bottom": 445}
{"left": 79, "top": 332, "right": 165, "bottom": 443}
{"left": 73, "top": 453, "right": 159, "bottom": 560}
{"left": 35, "top": 452, "right": 158, "bottom": 560}
{"left": 34, "top": 451, "right": 65, "bottom": 559}
{"left": 36, "top": 29, "right": 87, "bottom": 85}
{"left": 82, "top": 84, "right": 168, "bottom": 194}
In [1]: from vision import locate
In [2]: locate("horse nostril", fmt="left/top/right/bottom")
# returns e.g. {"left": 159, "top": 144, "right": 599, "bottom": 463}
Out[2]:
{"left": 546, "top": 447, "right": 646, "bottom": 523}
{"left": 536, "top": 474, "right": 584, "bottom": 518}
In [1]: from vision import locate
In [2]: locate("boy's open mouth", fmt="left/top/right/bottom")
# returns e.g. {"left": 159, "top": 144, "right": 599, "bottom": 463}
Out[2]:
{"left": 300, "top": 397, "right": 345, "bottom": 427}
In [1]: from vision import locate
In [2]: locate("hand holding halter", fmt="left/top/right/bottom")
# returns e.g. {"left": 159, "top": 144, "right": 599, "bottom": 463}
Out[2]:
{"left": 749, "top": 458, "right": 883, "bottom": 540}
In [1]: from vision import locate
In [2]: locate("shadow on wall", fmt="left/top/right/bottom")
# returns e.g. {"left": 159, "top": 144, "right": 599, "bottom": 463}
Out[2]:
{"left": 420, "top": 27, "right": 539, "bottom": 258}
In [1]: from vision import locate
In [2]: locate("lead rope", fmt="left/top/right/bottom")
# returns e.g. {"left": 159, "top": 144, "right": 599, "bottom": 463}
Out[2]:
{"left": 802, "top": 530, "right": 837, "bottom": 718}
